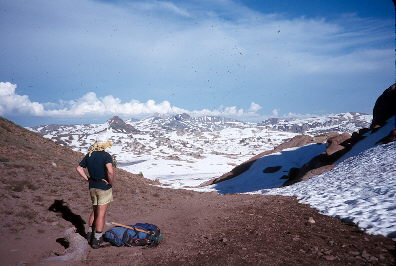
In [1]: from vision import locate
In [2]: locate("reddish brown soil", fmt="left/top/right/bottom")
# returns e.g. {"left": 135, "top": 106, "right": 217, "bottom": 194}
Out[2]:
{"left": 0, "top": 117, "right": 394, "bottom": 265}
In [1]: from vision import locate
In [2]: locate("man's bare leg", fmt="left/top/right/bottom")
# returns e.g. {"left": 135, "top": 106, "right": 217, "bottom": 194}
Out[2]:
{"left": 94, "top": 203, "right": 108, "bottom": 232}
{"left": 89, "top": 208, "right": 95, "bottom": 227}
{"left": 90, "top": 204, "right": 108, "bottom": 248}
{"left": 86, "top": 207, "right": 96, "bottom": 241}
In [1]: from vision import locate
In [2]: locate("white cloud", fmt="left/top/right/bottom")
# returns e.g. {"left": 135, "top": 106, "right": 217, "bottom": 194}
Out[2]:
{"left": 249, "top": 102, "right": 262, "bottom": 112}
{"left": 155, "top": 1, "right": 191, "bottom": 17}
{"left": 44, "top": 92, "right": 188, "bottom": 116}
{"left": 0, "top": 82, "right": 262, "bottom": 119}
{"left": 131, "top": 0, "right": 191, "bottom": 17}
{"left": 271, "top": 109, "right": 279, "bottom": 117}
{"left": 0, "top": 82, "right": 45, "bottom": 116}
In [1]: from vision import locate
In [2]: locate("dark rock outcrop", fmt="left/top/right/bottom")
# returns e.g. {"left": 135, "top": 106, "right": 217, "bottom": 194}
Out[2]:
{"left": 371, "top": 83, "right": 396, "bottom": 128}
{"left": 108, "top": 116, "right": 139, "bottom": 133}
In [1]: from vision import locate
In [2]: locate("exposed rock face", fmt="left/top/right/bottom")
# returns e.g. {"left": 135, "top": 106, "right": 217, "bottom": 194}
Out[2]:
{"left": 326, "top": 133, "right": 351, "bottom": 156}
{"left": 108, "top": 116, "right": 139, "bottom": 133}
{"left": 371, "top": 83, "right": 396, "bottom": 128}
{"left": 275, "top": 134, "right": 337, "bottom": 150}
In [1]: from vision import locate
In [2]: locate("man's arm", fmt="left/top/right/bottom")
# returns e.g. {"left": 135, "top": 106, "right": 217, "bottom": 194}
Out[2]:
{"left": 76, "top": 166, "right": 89, "bottom": 182}
{"left": 105, "top": 163, "right": 114, "bottom": 185}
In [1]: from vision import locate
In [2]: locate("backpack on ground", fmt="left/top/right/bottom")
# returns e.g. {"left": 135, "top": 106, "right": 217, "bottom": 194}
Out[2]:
{"left": 103, "top": 222, "right": 163, "bottom": 247}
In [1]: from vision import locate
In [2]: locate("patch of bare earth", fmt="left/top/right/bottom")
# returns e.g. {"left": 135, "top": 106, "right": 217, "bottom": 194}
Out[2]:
{"left": 0, "top": 117, "right": 394, "bottom": 265}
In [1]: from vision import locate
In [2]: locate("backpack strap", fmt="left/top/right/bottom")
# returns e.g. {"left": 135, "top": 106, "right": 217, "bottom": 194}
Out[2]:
{"left": 111, "top": 222, "right": 151, "bottom": 234}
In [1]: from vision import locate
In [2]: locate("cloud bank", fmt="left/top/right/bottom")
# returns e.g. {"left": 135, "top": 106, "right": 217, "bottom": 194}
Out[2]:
{"left": 0, "top": 82, "right": 45, "bottom": 116}
{"left": 0, "top": 82, "right": 262, "bottom": 119}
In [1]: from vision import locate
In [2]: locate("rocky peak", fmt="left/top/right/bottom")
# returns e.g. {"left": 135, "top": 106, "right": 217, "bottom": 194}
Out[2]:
{"left": 108, "top": 116, "right": 123, "bottom": 123}
{"left": 174, "top": 113, "right": 191, "bottom": 121}
{"left": 107, "top": 116, "right": 138, "bottom": 133}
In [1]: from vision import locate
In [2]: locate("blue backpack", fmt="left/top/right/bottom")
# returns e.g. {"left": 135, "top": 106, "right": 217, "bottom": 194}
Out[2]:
{"left": 104, "top": 223, "right": 163, "bottom": 247}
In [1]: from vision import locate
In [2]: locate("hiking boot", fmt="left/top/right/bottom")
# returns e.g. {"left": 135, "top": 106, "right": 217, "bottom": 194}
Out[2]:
{"left": 86, "top": 232, "right": 93, "bottom": 245}
{"left": 91, "top": 236, "right": 104, "bottom": 249}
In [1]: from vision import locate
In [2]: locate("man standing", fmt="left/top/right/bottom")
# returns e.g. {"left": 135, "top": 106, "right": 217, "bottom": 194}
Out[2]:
{"left": 76, "top": 138, "right": 114, "bottom": 249}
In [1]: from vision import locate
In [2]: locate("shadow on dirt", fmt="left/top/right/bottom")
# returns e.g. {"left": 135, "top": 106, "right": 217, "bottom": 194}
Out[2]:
{"left": 48, "top": 199, "right": 86, "bottom": 238}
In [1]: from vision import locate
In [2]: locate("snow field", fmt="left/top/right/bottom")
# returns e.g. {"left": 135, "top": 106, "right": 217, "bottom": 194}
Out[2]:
{"left": 119, "top": 154, "right": 251, "bottom": 188}
{"left": 263, "top": 142, "right": 396, "bottom": 238}
{"left": 63, "top": 124, "right": 297, "bottom": 189}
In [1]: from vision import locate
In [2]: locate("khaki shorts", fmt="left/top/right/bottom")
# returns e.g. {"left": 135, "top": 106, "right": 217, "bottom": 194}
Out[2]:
{"left": 90, "top": 188, "right": 113, "bottom": 206}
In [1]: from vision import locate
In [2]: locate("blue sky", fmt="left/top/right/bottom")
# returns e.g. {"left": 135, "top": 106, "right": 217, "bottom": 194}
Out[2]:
{"left": 0, "top": 0, "right": 394, "bottom": 126}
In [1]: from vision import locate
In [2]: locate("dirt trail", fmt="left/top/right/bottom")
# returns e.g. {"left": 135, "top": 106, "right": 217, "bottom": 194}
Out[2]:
{"left": 89, "top": 188, "right": 395, "bottom": 265}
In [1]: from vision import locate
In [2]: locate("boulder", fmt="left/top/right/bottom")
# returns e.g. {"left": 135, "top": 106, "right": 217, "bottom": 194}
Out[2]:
{"left": 45, "top": 227, "right": 88, "bottom": 262}
{"left": 371, "top": 83, "right": 396, "bottom": 128}
{"left": 326, "top": 133, "right": 351, "bottom": 156}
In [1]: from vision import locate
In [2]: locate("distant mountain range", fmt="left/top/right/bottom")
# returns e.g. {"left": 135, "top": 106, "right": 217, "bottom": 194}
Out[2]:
{"left": 30, "top": 112, "right": 372, "bottom": 136}
{"left": 125, "top": 113, "right": 245, "bottom": 132}
{"left": 259, "top": 112, "right": 372, "bottom": 135}
{"left": 28, "top": 114, "right": 295, "bottom": 161}
{"left": 27, "top": 112, "right": 372, "bottom": 173}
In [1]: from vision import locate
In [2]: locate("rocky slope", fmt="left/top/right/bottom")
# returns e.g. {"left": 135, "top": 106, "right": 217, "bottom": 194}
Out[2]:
{"left": 1, "top": 117, "right": 394, "bottom": 265}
